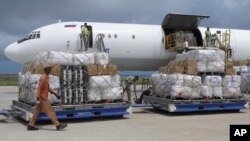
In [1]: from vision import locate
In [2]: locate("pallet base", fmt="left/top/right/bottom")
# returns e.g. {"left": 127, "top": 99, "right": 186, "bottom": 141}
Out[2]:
{"left": 11, "top": 100, "right": 130, "bottom": 121}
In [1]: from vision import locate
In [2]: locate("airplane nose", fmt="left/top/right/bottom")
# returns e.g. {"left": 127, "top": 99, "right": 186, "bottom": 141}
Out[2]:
{"left": 4, "top": 42, "right": 23, "bottom": 64}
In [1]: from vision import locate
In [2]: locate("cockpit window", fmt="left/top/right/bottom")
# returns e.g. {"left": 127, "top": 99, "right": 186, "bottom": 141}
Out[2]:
{"left": 18, "top": 31, "right": 41, "bottom": 43}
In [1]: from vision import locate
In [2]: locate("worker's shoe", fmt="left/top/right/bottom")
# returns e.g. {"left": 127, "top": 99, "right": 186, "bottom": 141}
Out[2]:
{"left": 56, "top": 123, "right": 67, "bottom": 131}
{"left": 27, "top": 125, "right": 39, "bottom": 131}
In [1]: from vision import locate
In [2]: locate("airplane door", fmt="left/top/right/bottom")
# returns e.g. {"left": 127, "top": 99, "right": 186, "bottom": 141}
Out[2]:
{"left": 78, "top": 24, "right": 93, "bottom": 51}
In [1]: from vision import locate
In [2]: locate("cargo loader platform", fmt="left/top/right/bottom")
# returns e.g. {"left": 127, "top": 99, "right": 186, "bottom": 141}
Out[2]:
{"left": 11, "top": 100, "right": 130, "bottom": 121}
{"left": 143, "top": 96, "right": 249, "bottom": 113}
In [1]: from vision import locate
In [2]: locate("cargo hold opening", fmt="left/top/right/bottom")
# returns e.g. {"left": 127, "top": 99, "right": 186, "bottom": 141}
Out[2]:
{"left": 162, "top": 14, "right": 209, "bottom": 50}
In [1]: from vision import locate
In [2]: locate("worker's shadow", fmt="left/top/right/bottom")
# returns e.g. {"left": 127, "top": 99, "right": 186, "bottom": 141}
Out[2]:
{"left": 0, "top": 116, "right": 20, "bottom": 123}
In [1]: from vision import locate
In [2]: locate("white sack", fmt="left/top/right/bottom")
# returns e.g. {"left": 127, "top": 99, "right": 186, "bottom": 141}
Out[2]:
{"left": 89, "top": 75, "right": 112, "bottom": 88}
{"left": 201, "top": 85, "right": 212, "bottom": 98}
{"left": 95, "top": 52, "right": 109, "bottom": 65}
{"left": 203, "top": 76, "right": 222, "bottom": 87}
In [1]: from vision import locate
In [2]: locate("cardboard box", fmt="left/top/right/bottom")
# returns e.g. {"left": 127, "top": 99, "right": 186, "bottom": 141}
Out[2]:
{"left": 225, "top": 61, "right": 234, "bottom": 75}
{"left": 108, "top": 64, "right": 118, "bottom": 75}
{"left": 22, "top": 63, "right": 61, "bottom": 76}
{"left": 159, "top": 66, "right": 167, "bottom": 73}
{"left": 97, "top": 65, "right": 108, "bottom": 75}
{"left": 164, "top": 66, "right": 184, "bottom": 74}
{"left": 184, "top": 59, "right": 197, "bottom": 75}
{"left": 87, "top": 65, "right": 98, "bottom": 76}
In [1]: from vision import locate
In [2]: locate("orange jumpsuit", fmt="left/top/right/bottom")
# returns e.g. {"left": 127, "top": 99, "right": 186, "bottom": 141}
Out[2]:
{"left": 28, "top": 74, "right": 60, "bottom": 126}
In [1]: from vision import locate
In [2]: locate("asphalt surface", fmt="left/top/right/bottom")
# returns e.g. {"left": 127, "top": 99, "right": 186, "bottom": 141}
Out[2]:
{"left": 0, "top": 86, "right": 250, "bottom": 141}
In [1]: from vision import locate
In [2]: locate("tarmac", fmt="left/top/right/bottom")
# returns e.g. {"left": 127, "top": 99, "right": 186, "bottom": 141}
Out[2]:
{"left": 0, "top": 86, "right": 250, "bottom": 141}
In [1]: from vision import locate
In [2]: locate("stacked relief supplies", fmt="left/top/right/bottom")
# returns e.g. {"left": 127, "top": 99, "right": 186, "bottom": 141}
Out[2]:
{"left": 151, "top": 73, "right": 202, "bottom": 99}
{"left": 176, "top": 49, "right": 225, "bottom": 73}
{"left": 201, "top": 76, "right": 222, "bottom": 98}
{"left": 233, "top": 66, "right": 250, "bottom": 93}
{"left": 19, "top": 72, "right": 60, "bottom": 104}
{"left": 152, "top": 49, "right": 242, "bottom": 99}
{"left": 222, "top": 75, "right": 241, "bottom": 97}
{"left": 88, "top": 75, "right": 122, "bottom": 101}
{"left": 87, "top": 52, "right": 122, "bottom": 102}
{"left": 18, "top": 51, "right": 122, "bottom": 105}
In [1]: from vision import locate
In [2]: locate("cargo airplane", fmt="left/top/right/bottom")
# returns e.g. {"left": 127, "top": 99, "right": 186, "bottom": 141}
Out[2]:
{"left": 4, "top": 14, "right": 250, "bottom": 70}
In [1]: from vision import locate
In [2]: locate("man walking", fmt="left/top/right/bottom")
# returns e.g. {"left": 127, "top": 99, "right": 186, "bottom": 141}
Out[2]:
{"left": 27, "top": 65, "right": 67, "bottom": 131}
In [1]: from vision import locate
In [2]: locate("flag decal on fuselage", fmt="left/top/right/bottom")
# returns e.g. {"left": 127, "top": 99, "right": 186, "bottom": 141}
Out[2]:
{"left": 64, "top": 25, "right": 76, "bottom": 28}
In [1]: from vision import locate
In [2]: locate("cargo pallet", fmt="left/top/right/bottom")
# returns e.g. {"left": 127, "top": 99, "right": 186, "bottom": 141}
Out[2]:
{"left": 11, "top": 100, "right": 130, "bottom": 121}
{"left": 143, "top": 95, "right": 249, "bottom": 112}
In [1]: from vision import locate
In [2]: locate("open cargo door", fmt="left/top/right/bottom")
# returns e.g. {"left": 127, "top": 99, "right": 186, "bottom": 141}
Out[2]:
{"left": 162, "top": 14, "right": 209, "bottom": 49}
{"left": 162, "top": 13, "right": 209, "bottom": 30}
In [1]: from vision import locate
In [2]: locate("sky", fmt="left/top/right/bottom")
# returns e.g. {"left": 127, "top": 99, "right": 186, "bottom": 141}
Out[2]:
{"left": 1, "top": 0, "right": 250, "bottom": 74}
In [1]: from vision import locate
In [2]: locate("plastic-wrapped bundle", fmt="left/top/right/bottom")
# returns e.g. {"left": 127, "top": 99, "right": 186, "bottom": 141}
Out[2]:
{"left": 222, "top": 75, "right": 241, "bottom": 88}
{"left": 197, "top": 61, "right": 207, "bottom": 72}
{"left": 18, "top": 72, "right": 25, "bottom": 86}
{"left": 192, "top": 76, "right": 202, "bottom": 87}
{"left": 191, "top": 87, "right": 201, "bottom": 98}
{"left": 95, "top": 52, "right": 109, "bottom": 65}
{"left": 182, "top": 86, "right": 192, "bottom": 98}
{"left": 203, "top": 76, "right": 222, "bottom": 87}
{"left": 154, "top": 84, "right": 171, "bottom": 97}
{"left": 49, "top": 75, "right": 60, "bottom": 89}
{"left": 24, "top": 74, "right": 60, "bottom": 89}
{"left": 25, "top": 88, "right": 37, "bottom": 104}
{"left": 102, "top": 87, "right": 123, "bottom": 100}
{"left": 151, "top": 73, "right": 166, "bottom": 86}
{"left": 240, "top": 66, "right": 249, "bottom": 73}
{"left": 170, "top": 86, "right": 192, "bottom": 98}
{"left": 22, "top": 87, "right": 60, "bottom": 104}
{"left": 87, "top": 75, "right": 122, "bottom": 101}
{"left": 111, "top": 74, "right": 121, "bottom": 87}
{"left": 189, "top": 50, "right": 225, "bottom": 62}
{"left": 151, "top": 73, "right": 202, "bottom": 98}
{"left": 72, "top": 53, "right": 95, "bottom": 65}
{"left": 170, "top": 85, "right": 183, "bottom": 98}
{"left": 89, "top": 75, "right": 112, "bottom": 89}
{"left": 241, "top": 73, "right": 250, "bottom": 93}
{"left": 222, "top": 75, "right": 241, "bottom": 97}
{"left": 183, "top": 75, "right": 193, "bottom": 87}
{"left": 197, "top": 61, "right": 225, "bottom": 72}
{"left": 19, "top": 72, "right": 60, "bottom": 104}
{"left": 87, "top": 88, "right": 102, "bottom": 101}
{"left": 206, "top": 61, "right": 225, "bottom": 72}
{"left": 165, "top": 74, "right": 184, "bottom": 86}
{"left": 36, "top": 51, "right": 96, "bottom": 66}
{"left": 201, "top": 85, "right": 212, "bottom": 98}
{"left": 44, "top": 51, "right": 74, "bottom": 65}
{"left": 223, "top": 87, "right": 241, "bottom": 97}
{"left": 212, "top": 86, "right": 222, "bottom": 97}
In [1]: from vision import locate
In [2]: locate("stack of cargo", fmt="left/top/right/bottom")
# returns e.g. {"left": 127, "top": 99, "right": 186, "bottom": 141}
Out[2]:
{"left": 151, "top": 73, "right": 202, "bottom": 99}
{"left": 222, "top": 75, "right": 241, "bottom": 97}
{"left": 165, "top": 31, "right": 197, "bottom": 49}
{"left": 152, "top": 49, "right": 242, "bottom": 99}
{"left": 18, "top": 72, "right": 60, "bottom": 104}
{"left": 88, "top": 74, "right": 122, "bottom": 102}
{"left": 18, "top": 51, "right": 123, "bottom": 105}
{"left": 176, "top": 50, "right": 225, "bottom": 73}
{"left": 201, "top": 76, "right": 222, "bottom": 98}
{"left": 233, "top": 66, "right": 250, "bottom": 93}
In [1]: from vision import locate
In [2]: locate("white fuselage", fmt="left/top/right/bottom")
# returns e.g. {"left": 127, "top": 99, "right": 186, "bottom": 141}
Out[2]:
{"left": 4, "top": 22, "right": 250, "bottom": 70}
